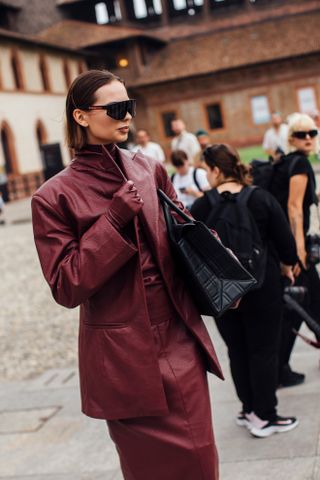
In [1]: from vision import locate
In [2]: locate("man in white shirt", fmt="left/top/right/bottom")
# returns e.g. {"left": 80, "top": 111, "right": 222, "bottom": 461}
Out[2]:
{"left": 132, "top": 129, "right": 165, "bottom": 163}
{"left": 171, "top": 119, "right": 201, "bottom": 163}
{"left": 262, "top": 112, "right": 289, "bottom": 158}
{"left": 170, "top": 150, "right": 209, "bottom": 209}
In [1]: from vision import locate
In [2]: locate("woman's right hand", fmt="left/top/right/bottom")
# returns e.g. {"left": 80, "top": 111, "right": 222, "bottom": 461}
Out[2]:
{"left": 106, "top": 180, "right": 144, "bottom": 230}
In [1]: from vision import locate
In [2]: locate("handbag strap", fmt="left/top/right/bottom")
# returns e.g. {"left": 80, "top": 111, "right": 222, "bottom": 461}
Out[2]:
{"left": 157, "top": 189, "right": 194, "bottom": 223}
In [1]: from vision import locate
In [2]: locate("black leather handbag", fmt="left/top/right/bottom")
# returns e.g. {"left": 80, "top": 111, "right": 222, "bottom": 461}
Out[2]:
{"left": 158, "top": 189, "right": 257, "bottom": 317}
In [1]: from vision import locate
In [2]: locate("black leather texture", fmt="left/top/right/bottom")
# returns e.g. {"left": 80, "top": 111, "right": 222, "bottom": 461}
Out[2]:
{"left": 158, "top": 189, "right": 257, "bottom": 317}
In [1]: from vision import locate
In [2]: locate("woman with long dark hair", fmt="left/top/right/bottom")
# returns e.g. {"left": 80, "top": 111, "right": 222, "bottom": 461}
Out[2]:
{"left": 191, "top": 144, "right": 299, "bottom": 438}
{"left": 31, "top": 70, "right": 223, "bottom": 479}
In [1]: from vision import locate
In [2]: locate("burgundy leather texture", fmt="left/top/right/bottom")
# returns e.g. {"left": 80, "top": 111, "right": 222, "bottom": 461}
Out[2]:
{"left": 107, "top": 317, "right": 219, "bottom": 480}
{"left": 32, "top": 145, "right": 223, "bottom": 420}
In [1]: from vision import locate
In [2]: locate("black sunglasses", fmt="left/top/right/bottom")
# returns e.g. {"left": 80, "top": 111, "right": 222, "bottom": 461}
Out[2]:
{"left": 292, "top": 129, "right": 318, "bottom": 140}
{"left": 85, "top": 99, "right": 136, "bottom": 120}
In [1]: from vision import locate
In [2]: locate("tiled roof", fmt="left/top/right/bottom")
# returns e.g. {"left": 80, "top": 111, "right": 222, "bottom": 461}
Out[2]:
{"left": 133, "top": 11, "right": 320, "bottom": 87}
{"left": 56, "top": 0, "right": 84, "bottom": 4}
{"left": 0, "top": 26, "right": 85, "bottom": 53}
{"left": 36, "top": 20, "right": 166, "bottom": 49}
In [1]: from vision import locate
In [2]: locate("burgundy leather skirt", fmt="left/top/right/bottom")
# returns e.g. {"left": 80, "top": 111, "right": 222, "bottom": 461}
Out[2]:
{"left": 107, "top": 315, "right": 219, "bottom": 480}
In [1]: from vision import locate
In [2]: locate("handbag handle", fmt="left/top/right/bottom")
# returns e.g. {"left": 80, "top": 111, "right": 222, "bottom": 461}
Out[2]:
{"left": 157, "top": 189, "right": 194, "bottom": 223}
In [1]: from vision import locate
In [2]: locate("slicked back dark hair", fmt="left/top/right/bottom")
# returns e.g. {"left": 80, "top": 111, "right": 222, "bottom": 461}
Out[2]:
{"left": 65, "top": 69, "right": 124, "bottom": 150}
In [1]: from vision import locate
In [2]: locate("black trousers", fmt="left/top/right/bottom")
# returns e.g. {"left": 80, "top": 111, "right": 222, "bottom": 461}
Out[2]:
{"left": 215, "top": 261, "right": 282, "bottom": 420}
{"left": 279, "top": 264, "right": 320, "bottom": 371}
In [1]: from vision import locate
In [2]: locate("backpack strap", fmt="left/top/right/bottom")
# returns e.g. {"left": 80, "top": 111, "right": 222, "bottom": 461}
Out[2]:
{"left": 171, "top": 173, "right": 176, "bottom": 183}
{"left": 237, "top": 185, "right": 259, "bottom": 206}
{"left": 193, "top": 168, "right": 202, "bottom": 192}
{"left": 205, "top": 188, "right": 221, "bottom": 208}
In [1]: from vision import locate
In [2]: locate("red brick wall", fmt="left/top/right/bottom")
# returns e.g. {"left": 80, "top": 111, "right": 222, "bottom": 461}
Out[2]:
{"left": 130, "top": 54, "right": 320, "bottom": 156}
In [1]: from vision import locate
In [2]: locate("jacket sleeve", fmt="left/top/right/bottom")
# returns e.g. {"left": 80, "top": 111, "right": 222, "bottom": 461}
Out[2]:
{"left": 32, "top": 194, "right": 138, "bottom": 308}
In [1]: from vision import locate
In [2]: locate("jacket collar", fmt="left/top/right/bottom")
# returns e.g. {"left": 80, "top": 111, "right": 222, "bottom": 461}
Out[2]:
{"left": 118, "top": 148, "right": 160, "bottom": 247}
{"left": 71, "top": 144, "right": 160, "bottom": 248}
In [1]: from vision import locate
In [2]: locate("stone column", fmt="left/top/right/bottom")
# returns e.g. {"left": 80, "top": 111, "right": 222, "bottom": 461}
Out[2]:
{"left": 160, "top": 0, "right": 169, "bottom": 26}
{"left": 202, "top": 0, "right": 211, "bottom": 20}
{"left": 117, "top": 0, "right": 129, "bottom": 23}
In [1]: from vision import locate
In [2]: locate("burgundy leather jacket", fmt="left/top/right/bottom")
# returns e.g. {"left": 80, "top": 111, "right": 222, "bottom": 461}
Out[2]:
{"left": 32, "top": 146, "right": 223, "bottom": 420}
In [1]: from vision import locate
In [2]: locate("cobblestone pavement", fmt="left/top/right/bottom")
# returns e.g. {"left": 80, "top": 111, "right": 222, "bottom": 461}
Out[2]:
{"left": 0, "top": 198, "right": 78, "bottom": 381}
{"left": 1, "top": 191, "right": 320, "bottom": 479}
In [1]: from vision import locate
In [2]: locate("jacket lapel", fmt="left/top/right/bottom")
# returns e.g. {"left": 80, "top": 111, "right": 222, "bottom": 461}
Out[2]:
{"left": 118, "top": 148, "right": 160, "bottom": 250}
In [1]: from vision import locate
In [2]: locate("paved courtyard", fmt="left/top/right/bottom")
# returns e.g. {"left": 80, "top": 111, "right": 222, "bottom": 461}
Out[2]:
{"left": 0, "top": 196, "right": 320, "bottom": 479}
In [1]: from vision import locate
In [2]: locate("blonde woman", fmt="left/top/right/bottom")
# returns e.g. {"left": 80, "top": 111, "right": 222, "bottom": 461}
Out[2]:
{"left": 269, "top": 113, "right": 320, "bottom": 386}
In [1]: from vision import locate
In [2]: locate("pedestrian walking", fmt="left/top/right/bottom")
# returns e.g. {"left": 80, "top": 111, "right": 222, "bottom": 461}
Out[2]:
{"left": 191, "top": 143, "right": 299, "bottom": 438}
{"left": 171, "top": 118, "right": 200, "bottom": 163}
{"left": 269, "top": 113, "right": 320, "bottom": 386}
{"left": 31, "top": 69, "right": 223, "bottom": 480}
{"left": 262, "top": 112, "right": 288, "bottom": 160}
{"left": 131, "top": 128, "right": 165, "bottom": 163}
{"left": 170, "top": 149, "right": 209, "bottom": 209}
{"left": 0, "top": 192, "right": 5, "bottom": 225}
{"left": 194, "top": 128, "right": 211, "bottom": 167}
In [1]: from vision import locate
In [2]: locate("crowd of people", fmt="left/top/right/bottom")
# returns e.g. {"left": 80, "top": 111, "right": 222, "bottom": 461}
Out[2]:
{"left": 130, "top": 111, "right": 320, "bottom": 438}
{"left": 31, "top": 69, "right": 320, "bottom": 480}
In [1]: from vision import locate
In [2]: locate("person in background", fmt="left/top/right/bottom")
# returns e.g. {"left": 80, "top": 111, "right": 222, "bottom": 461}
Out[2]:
{"left": 132, "top": 128, "right": 165, "bottom": 163}
{"left": 262, "top": 112, "right": 288, "bottom": 159}
{"left": 194, "top": 129, "right": 211, "bottom": 167}
{"left": 191, "top": 143, "right": 299, "bottom": 438}
{"left": 0, "top": 192, "right": 5, "bottom": 225}
{"left": 171, "top": 149, "right": 209, "bottom": 210}
{"left": 0, "top": 165, "right": 8, "bottom": 203}
{"left": 171, "top": 119, "right": 200, "bottom": 163}
{"left": 311, "top": 111, "right": 320, "bottom": 160}
{"left": 269, "top": 112, "right": 320, "bottom": 386}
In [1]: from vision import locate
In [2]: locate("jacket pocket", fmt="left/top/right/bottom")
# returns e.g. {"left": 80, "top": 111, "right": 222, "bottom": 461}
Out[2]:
{"left": 83, "top": 322, "right": 127, "bottom": 329}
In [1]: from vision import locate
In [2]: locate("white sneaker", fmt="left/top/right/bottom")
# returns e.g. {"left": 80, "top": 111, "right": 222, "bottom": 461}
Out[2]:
{"left": 235, "top": 412, "right": 254, "bottom": 429}
{"left": 250, "top": 415, "right": 299, "bottom": 438}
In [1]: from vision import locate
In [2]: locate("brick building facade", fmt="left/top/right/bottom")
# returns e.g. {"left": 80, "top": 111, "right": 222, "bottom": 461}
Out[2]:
{"left": 0, "top": 0, "right": 319, "bottom": 198}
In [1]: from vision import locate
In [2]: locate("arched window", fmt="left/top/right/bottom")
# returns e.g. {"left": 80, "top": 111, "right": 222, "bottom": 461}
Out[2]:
{"left": 11, "top": 49, "right": 24, "bottom": 90}
{"left": 63, "top": 59, "right": 72, "bottom": 89}
{"left": 39, "top": 54, "right": 51, "bottom": 92}
{"left": 36, "top": 120, "right": 48, "bottom": 148}
{"left": 1, "top": 121, "right": 18, "bottom": 175}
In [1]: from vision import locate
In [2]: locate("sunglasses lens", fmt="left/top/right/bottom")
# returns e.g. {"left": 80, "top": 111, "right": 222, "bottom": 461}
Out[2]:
{"left": 127, "top": 99, "right": 136, "bottom": 118}
{"left": 106, "top": 100, "right": 136, "bottom": 120}
{"left": 293, "top": 130, "right": 318, "bottom": 139}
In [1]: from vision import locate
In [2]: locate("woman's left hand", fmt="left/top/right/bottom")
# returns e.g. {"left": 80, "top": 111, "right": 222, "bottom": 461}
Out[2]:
{"left": 280, "top": 263, "right": 295, "bottom": 285}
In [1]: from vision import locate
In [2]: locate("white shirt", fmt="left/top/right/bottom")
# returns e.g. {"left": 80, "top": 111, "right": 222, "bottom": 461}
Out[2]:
{"left": 132, "top": 141, "right": 165, "bottom": 163}
{"left": 172, "top": 167, "right": 209, "bottom": 208}
{"left": 262, "top": 124, "right": 289, "bottom": 153}
{"left": 171, "top": 131, "right": 201, "bottom": 161}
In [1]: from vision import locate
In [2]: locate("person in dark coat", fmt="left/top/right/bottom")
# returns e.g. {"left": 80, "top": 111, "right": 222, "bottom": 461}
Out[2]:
{"left": 191, "top": 143, "right": 299, "bottom": 438}
{"left": 31, "top": 70, "right": 223, "bottom": 480}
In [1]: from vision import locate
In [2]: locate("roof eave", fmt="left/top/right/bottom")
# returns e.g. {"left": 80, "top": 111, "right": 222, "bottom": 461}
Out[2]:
{"left": 130, "top": 51, "right": 320, "bottom": 89}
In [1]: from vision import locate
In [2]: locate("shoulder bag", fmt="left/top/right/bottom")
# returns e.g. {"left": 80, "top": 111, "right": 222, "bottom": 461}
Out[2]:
{"left": 158, "top": 189, "right": 257, "bottom": 317}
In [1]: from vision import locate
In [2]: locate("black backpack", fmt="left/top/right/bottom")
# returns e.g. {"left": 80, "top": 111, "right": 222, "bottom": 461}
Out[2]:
{"left": 171, "top": 168, "right": 203, "bottom": 191}
{"left": 206, "top": 186, "right": 267, "bottom": 288}
{"left": 251, "top": 155, "right": 318, "bottom": 205}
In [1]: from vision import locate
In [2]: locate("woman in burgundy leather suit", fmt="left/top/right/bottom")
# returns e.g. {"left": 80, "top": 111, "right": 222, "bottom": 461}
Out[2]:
{"left": 31, "top": 70, "right": 223, "bottom": 480}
